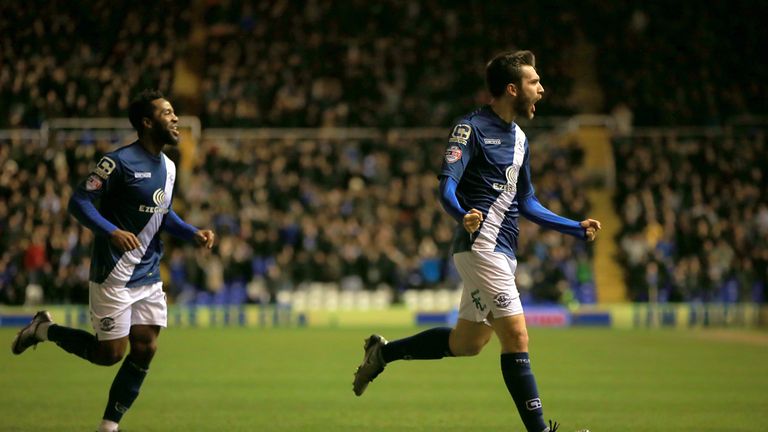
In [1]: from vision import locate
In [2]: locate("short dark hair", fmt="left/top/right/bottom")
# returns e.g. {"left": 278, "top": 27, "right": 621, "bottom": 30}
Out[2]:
{"left": 485, "top": 50, "right": 536, "bottom": 98}
{"left": 129, "top": 89, "right": 166, "bottom": 132}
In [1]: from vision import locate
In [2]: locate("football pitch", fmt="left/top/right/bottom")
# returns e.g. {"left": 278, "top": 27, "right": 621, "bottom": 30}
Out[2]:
{"left": 1, "top": 326, "right": 767, "bottom": 431}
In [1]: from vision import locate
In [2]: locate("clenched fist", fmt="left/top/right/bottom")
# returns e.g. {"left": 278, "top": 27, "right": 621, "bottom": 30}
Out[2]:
{"left": 463, "top": 209, "right": 484, "bottom": 234}
{"left": 580, "top": 219, "right": 602, "bottom": 241}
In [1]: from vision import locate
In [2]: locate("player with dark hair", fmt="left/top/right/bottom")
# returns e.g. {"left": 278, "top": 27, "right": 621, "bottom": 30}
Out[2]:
{"left": 11, "top": 89, "right": 216, "bottom": 432}
{"left": 352, "top": 51, "right": 600, "bottom": 432}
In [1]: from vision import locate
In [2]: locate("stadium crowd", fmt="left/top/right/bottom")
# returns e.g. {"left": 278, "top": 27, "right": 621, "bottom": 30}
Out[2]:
{"left": 2, "top": 1, "right": 766, "bottom": 307}
{"left": 613, "top": 131, "right": 768, "bottom": 302}
{"left": 0, "top": 0, "right": 189, "bottom": 128}
{"left": 3, "top": 1, "right": 764, "bottom": 130}
{"left": 0, "top": 130, "right": 592, "bottom": 306}
{"left": 200, "top": 0, "right": 579, "bottom": 128}
{"left": 591, "top": 1, "right": 767, "bottom": 126}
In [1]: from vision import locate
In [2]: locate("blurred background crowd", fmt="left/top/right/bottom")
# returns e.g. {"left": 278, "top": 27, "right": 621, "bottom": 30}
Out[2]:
{"left": 0, "top": 0, "right": 766, "bottom": 305}
{"left": 614, "top": 131, "right": 768, "bottom": 303}
{"left": 0, "top": 131, "right": 591, "bottom": 305}
{"left": 3, "top": 1, "right": 765, "bottom": 129}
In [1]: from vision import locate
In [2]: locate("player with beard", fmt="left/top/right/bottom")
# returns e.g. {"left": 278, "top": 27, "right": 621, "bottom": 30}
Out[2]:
{"left": 352, "top": 51, "right": 600, "bottom": 432}
{"left": 11, "top": 89, "right": 216, "bottom": 432}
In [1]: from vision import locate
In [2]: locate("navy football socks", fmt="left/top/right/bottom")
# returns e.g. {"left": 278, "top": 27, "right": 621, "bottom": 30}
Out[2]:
{"left": 500, "top": 352, "right": 548, "bottom": 432}
{"left": 47, "top": 324, "right": 98, "bottom": 362}
{"left": 103, "top": 358, "right": 149, "bottom": 423}
{"left": 381, "top": 327, "right": 454, "bottom": 363}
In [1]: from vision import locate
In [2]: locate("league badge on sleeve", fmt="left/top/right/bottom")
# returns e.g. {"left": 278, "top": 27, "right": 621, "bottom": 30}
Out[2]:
{"left": 448, "top": 124, "right": 472, "bottom": 145}
{"left": 445, "top": 145, "right": 463, "bottom": 163}
{"left": 85, "top": 174, "right": 103, "bottom": 191}
{"left": 93, "top": 156, "right": 116, "bottom": 179}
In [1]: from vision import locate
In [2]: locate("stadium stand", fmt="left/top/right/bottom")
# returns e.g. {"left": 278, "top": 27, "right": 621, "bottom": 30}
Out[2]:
{"left": 0, "top": 126, "right": 594, "bottom": 306}
{"left": 613, "top": 129, "right": 768, "bottom": 302}
{"left": 1, "top": 1, "right": 766, "bottom": 308}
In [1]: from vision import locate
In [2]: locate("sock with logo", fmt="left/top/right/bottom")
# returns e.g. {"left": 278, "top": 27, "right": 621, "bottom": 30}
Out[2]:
{"left": 102, "top": 358, "right": 149, "bottom": 424}
{"left": 47, "top": 324, "right": 98, "bottom": 362}
{"left": 381, "top": 327, "right": 454, "bottom": 363}
{"left": 500, "top": 352, "right": 548, "bottom": 432}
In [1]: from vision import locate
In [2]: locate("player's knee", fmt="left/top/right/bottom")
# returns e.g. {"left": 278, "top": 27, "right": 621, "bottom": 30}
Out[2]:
{"left": 452, "top": 338, "right": 487, "bottom": 357}
{"left": 130, "top": 341, "right": 158, "bottom": 365}
{"left": 93, "top": 347, "right": 126, "bottom": 366}
{"left": 500, "top": 331, "right": 528, "bottom": 353}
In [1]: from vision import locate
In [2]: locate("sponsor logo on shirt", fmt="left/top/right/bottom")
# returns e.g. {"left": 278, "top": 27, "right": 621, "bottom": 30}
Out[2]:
{"left": 139, "top": 205, "right": 169, "bottom": 214}
{"left": 448, "top": 124, "right": 472, "bottom": 145}
{"left": 138, "top": 188, "right": 169, "bottom": 213}
{"left": 134, "top": 172, "right": 152, "bottom": 178}
{"left": 445, "top": 145, "right": 462, "bottom": 163}
{"left": 492, "top": 165, "right": 520, "bottom": 193}
{"left": 152, "top": 189, "right": 165, "bottom": 206}
{"left": 484, "top": 138, "right": 502, "bottom": 145}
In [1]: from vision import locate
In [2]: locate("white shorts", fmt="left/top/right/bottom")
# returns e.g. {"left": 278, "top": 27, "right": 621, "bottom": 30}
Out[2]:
{"left": 454, "top": 251, "right": 524, "bottom": 323}
{"left": 89, "top": 281, "right": 168, "bottom": 341}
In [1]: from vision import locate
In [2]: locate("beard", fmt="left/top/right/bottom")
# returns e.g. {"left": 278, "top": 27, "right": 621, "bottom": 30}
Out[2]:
{"left": 152, "top": 123, "right": 179, "bottom": 146}
{"left": 514, "top": 95, "right": 535, "bottom": 120}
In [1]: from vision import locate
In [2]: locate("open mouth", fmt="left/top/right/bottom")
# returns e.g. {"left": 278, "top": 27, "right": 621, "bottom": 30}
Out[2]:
{"left": 170, "top": 125, "right": 179, "bottom": 136}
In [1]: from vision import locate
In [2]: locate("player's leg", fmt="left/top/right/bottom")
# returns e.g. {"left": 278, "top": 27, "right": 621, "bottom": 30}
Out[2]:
{"left": 458, "top": 251, "right": 551, "bottom": 432}
{"left": 11, "top": 282, "right": 132, "bottom": 364}
{"left": 98, "top": 281, "right": 166, "bottom": 432}
{"left": 12, "top": 315, "right": 128, "bottom": 364}
{"left": 491, "top": 313, "right": 552, "bottom": 432}
{"left": 380, "top": 316, "right": 492, "bottom": 365}
{"left": 99, "top": 325, "right": 159, "bottom": 432}
{"left": 352, "top": 319, "right": 492, "bottom": 396}
{"left": 353, "top": 253, "right": 495, "bottom": 396}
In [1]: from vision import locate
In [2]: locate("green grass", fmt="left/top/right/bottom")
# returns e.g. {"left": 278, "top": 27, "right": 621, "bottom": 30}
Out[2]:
{"left": 1, "top": 326, "right": 767, "bottom": 431}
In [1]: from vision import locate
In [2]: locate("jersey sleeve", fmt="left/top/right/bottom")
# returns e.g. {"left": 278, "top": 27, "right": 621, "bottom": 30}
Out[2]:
{"left": 516, "top": 141, "right": 585, "bottom": 239}
{"left": 516, "top": 141, "right": 535, "bottom": 200}
{"left": 163, "top": 208, "right": 199, "bottom": 242}
{"left": 68, "top": 153, "right": 123, "bottom": 236}
{"left": 438, "top": 122, "right": 476, "bottom": 183}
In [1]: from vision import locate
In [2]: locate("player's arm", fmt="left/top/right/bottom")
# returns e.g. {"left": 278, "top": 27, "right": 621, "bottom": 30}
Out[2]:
{"left": 68, "top": 155, "right": 141, "bottom": 251}
{"left": 438, "top": 177, "right": 483, "bottom": 233}
{"left": 519, "top": 194, "right": 601, "bottom": 240}
{"left": 516, "top": 146, "right": 601, "bottom": 241}
{"left": 438, "top": 123, "right": 482, "bottom": 233}
{"left": 163, "top": 209, "right": 215, "bottom": 249}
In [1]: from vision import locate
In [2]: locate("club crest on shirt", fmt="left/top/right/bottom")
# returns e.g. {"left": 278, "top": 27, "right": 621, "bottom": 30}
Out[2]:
{"left": 448, "top": 124, "right": 472, "bottom": 145}
{"left": 85, "top": 174, "right": 103, "bottom": 191}
{"left": 445, "top": 145, "right": 462, "bottom": 163}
